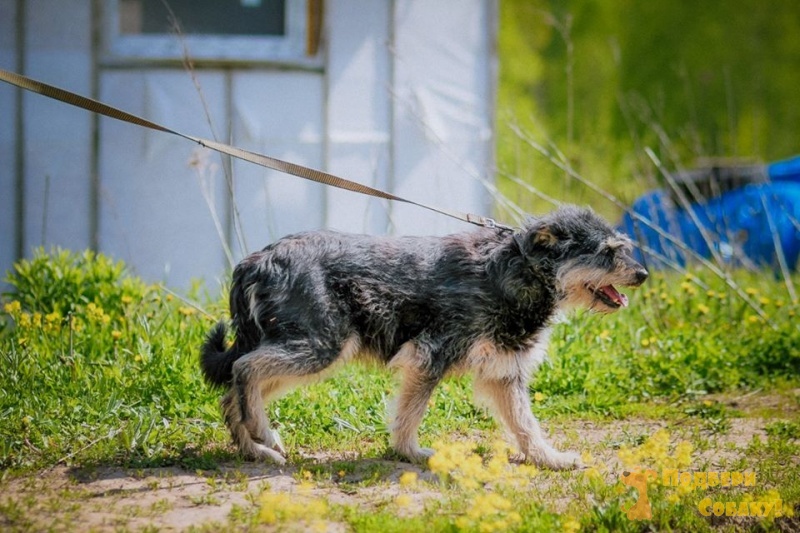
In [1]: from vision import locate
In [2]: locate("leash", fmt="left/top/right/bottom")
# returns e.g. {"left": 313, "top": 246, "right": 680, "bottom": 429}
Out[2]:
{"left": 0, "top": 68, "right": 514, "bottom": 232}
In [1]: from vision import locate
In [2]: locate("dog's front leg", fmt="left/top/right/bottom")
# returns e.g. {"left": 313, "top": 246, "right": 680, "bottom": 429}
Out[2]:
{"left": 474, "top": 376, "right": 581, "bottom": 470}
{"left": 389, "top": 367, "right": 440, "bottom": 463}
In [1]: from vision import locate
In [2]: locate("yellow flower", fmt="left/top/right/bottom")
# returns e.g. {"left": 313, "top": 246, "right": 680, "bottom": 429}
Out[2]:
{"left": 178, "top": 306, "right": 196, "bottom": 316}
{"left": 395, "top": 494, "right": 412, "bottom": 507}
{"left": 598, "top": 329, "right": 610, "bottom": 340}
{"left": 121, "top": 295, "right": 133, "bottom": 304}
{"left": 697, "top": 304, "right": 710, "bottom": 315}
{"left": 3, "top": 301, "right": 21, "bottom": 315}
{"left": 18, "top": 313, "right": 32, "bottom": 328}
{"left": 745, "top": 287, "right": 758, "bottom": 296}
{"left": 706, "top": 290, "right": 716, "bottom": 298}
{"left": 399, "top": 471, "right": 418, "bottom": 487}
{"left": 584, "top": 466, "right": 602, "bottom": 481}
{"left": 759, "top": 297, "right": 771, "bottom": 306}
{"left": 747, "top": 315, "right": 760, "bottom": 324}
{"left": 562, "top": 517, "right": 581, "bottom": 533}
{"left": 111, "top": 330, "right": 123, "bottom": 340}
{"left": 533, "top": 392, "right": 546, "bottom": 402}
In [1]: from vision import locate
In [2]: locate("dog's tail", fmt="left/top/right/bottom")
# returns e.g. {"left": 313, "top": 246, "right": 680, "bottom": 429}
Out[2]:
{"left": 200, "top": 322, "right": 243, "bottom": 387}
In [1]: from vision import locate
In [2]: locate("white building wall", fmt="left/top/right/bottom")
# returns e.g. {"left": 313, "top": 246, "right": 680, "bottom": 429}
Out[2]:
{"left": 324, "top": 0, "right": 392, "bottom": 234}
{"left": 231, "top": 71, "right": 326, "bottom": 253}
{"left": 22, "top": 0, "right": 93, "bottom": 253}
{"left": 391, "top": 0, "right": 495, "bottom": 235}
{"left": 1, "top": 0, "right": 497, "bottom": 289}
{"left": 97, "top": 71, "right": 229, "bottom": 287}
{"left": 0, "top": 0, "right": 17, "bottom": 283}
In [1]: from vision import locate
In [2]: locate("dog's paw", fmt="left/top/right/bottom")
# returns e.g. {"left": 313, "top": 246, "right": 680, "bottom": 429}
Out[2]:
{"left": 525, "top": 449, "right": 583, "bottom": 470}
{"left": 397, "top": 446, "right": 435, "bottom": 464}
{"left": 267, "top": 429, "right": 287, "bottom": 455}
{"left": 248, "top": 443, "right": 287, "bottom": 465}
{"left": 542, "top": 450, "right": 583, "bottom": 471}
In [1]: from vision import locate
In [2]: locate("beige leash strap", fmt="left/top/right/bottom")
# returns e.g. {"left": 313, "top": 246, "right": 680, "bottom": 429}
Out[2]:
{"left": 0, "top": 68, "right": 513, "bottom": 232}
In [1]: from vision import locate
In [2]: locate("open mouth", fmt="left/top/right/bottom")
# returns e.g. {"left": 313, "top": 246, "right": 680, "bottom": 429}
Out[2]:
{"left": 587, "top": 284, "right": 629, "bottom": 309}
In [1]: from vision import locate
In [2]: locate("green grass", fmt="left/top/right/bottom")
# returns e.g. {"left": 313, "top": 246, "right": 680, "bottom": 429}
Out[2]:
{"left": 1, "top": 249, "right": 799, "bottom": 531}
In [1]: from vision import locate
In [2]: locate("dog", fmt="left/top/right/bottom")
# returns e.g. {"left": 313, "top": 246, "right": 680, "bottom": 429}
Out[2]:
{"left": 200, "top": 205, "right": 648, "bottom": 469}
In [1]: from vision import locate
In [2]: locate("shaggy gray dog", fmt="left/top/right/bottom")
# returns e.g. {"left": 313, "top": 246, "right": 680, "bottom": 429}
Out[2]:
{"left": 201, "top": 205, "right": 648, "bottom": 469}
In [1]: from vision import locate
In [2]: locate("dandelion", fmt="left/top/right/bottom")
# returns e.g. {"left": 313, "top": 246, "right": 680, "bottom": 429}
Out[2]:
{"left": 747, "top": 315, "right": 760, "bottom": 325}
{"left": 111, "top": 330, "right": 123, "bottom": 340}
{"left": 641, "top": 338, "right": 650, "bottom": 348}
{"left": 759, "top": 297, "right": 771, "bottom": 306}
{"left": 395, "top": 494, "right": 412, "bottom": 507}
{"left": 745, "top": 287, "right": 758, "bottom": 296}
{"left": 178, "top": 306, "right": 196, "bottom": 316}
{"left": 121, "top": 295, "right": 133, "bottom": 304}
{"left": 697, "top": 304, "right": 710, "bottom": 315}
{"left": 706, "top": 290, "right": 716, "bottom": 298}
{"left": 533, "top": 392, "right": 546, "bottom": 402}
{"left": 680, "top": 281, "right": 692, "bottom": 292}
{"left": 598, "top": 329, "right": 610, "bottom": 340}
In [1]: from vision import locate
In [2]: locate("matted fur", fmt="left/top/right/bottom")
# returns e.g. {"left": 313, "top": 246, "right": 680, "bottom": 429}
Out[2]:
{"left": 200, "top": 205, "right": 648, "bottom": 469}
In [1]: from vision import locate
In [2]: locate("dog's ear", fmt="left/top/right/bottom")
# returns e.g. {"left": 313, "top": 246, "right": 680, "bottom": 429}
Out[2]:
{"left": 517, "top": 221, "right": 561, "bottom": 258}
{"left": 532, "top": 226, "right": 559, "bottom": 248}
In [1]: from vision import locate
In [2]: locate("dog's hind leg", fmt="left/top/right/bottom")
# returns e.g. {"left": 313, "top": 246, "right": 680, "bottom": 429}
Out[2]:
{"left": 474, "top": 376, "right": 582, "bottom": 470}
{"left": 388, "top": 343, "right": 440, "bottom": 463}
{"left": 225, "top": 341, "right": 340, "bottom": 463}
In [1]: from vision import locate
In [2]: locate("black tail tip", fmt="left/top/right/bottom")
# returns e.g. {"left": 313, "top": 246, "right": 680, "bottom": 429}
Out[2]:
{"left": 200, "top": 322, "right": 232, "bottom": 387}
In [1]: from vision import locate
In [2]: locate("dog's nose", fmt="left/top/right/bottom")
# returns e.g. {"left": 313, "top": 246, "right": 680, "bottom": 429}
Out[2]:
{"left": 634, "top": 269, "right": 649, "bottom": 285}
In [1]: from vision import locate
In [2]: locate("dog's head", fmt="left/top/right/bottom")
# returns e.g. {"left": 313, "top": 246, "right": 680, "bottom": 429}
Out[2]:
{"left": 516, "top": 205, "right": 648, "bottom": 313}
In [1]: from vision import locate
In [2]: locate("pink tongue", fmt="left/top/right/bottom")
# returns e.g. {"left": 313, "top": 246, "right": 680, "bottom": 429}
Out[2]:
{"left": 600, "top": 285, "right": 628, "bottom": 307}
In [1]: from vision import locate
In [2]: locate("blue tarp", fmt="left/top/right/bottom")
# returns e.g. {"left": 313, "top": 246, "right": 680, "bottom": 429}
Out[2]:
{"left": 620, "top": 156, "right": 800, "bottom": 270}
